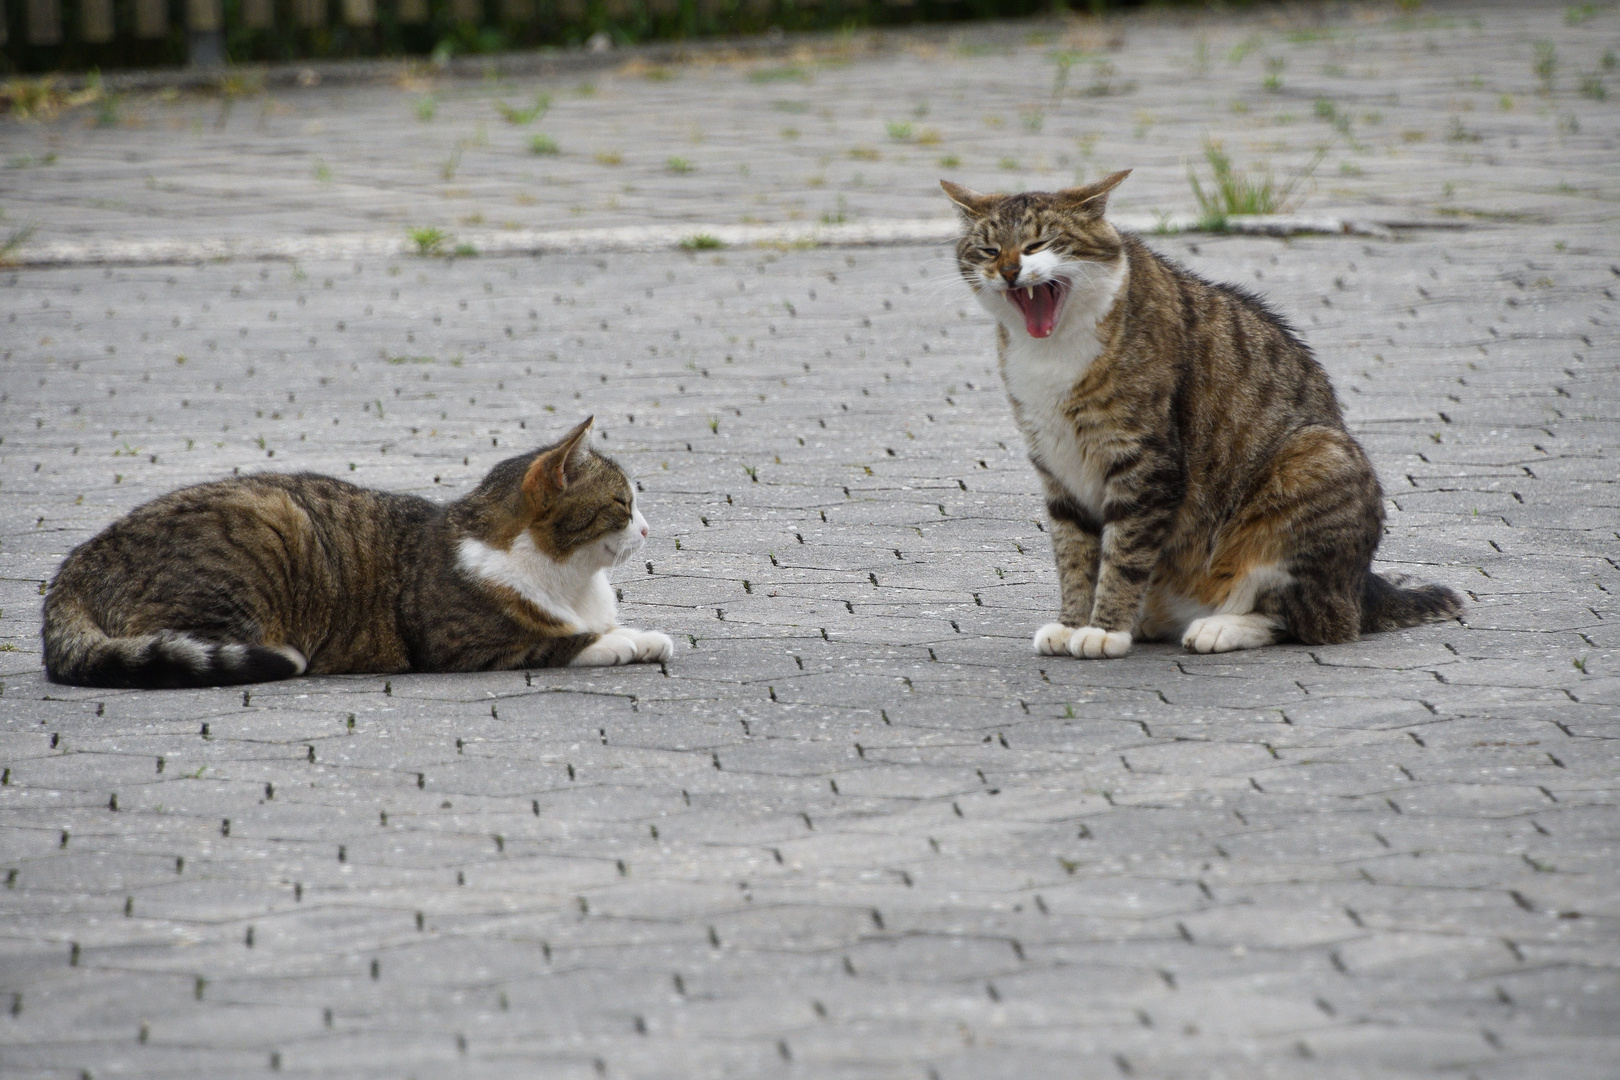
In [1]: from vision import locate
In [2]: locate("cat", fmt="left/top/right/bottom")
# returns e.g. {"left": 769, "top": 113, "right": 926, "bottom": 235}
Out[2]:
{"left": 43, "top": 417, "right": 673, "bottom": 688}
{"left": 941, "top": 170, "right": 1461, "bottom": 658}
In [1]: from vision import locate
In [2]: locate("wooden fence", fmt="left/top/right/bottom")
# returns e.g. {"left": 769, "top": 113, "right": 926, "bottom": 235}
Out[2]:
{"left": 1, "top": 0, "right": 1064, "bottom": 75}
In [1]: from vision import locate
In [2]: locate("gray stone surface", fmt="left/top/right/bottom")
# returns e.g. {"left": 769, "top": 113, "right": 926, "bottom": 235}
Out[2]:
{"left": 1, "top": 1, "right": 1618, "bottom": 1077}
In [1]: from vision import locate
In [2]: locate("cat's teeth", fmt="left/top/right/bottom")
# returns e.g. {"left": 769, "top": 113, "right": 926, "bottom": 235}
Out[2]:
{"left": 1026, "top": 286, "right": 1035, "bottom": 298}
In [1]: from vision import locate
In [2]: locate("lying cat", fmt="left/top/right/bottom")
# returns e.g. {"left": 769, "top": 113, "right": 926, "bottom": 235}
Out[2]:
{"left": 943, "top": 170, "right": 1461, "bottom": 658}
{"left": 43, "top": 417, "right": 672, "bottom": 687}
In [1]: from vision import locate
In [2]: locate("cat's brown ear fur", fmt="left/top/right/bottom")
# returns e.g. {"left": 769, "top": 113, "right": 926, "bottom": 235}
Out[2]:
{"left": 522, "top": 416, "right": 594, "bottom": 503}
{"left": 1056, "top": 169, "right": 1132, "bottom": 218}
{"left": 940, "top": 180, "right": 1003, "bottom": 220}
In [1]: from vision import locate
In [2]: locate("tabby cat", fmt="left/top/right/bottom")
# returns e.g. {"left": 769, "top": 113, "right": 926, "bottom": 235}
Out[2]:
{"left": 43, "top": 417, "right": 673, "bottom": 687}
{"left": 942, "top": 170, "right": 1461, "bottom": 657}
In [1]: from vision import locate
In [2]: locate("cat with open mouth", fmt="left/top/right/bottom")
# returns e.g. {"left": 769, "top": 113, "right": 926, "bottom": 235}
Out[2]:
{"left": 944, "top": 170, "right": 1461, "bottom": 658}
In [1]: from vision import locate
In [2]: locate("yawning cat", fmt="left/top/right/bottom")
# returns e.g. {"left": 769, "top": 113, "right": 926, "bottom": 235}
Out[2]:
{"left": 43, "top": 417, "right": 672, "bottom": 687}
{"left": 943, "top": 170, "right": 1461, "bottom": 657}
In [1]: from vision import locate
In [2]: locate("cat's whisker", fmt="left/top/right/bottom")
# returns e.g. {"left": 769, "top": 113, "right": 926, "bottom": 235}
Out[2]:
{"left": 912, "top": 274, "right": 979, "bottom": 300}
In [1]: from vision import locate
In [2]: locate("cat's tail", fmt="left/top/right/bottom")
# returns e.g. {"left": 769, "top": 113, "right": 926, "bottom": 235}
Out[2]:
{"left": 1359, "top": 571, "right": 1464, "bottom": 635}
{"left": 43, "top": 596, "right": 306, "bottom": 689}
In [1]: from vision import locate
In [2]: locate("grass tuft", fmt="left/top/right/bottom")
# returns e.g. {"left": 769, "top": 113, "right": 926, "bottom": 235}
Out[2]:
{"left": 679, "top": 234, "right": 723, "bottom": 251}
{"left": 749, "top": 66, "right": 807, "bottom": 84}
{"left": 1534, "top": 41, "right": 1558, "bottom": 93}
{"left": 408, "top": 227, "right": 449, "bottom": 255}
{"left": 1186, "top": 139, "right": 1320, "bottom": 228}
{"left": 0, "top": 223, "right": 37, "bottom": 265}
{"left": 494, "top": 93, "right": 549, "bottom": 125}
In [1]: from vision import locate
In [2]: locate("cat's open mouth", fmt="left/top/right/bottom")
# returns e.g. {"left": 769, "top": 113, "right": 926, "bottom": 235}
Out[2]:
{"left": 1005, "top": 279, "right": 1069, "bottom": 338}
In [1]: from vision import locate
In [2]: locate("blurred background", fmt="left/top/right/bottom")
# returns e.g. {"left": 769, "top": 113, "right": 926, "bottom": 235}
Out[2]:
{"left": 6, "top": 0, "right": 1191, "bottom": 76}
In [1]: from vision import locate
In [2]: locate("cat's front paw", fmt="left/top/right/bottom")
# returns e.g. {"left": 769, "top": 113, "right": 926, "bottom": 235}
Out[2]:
{"left": 1033, "top": 622, "right": 1076, "bottom": 655}
{"left": 624, "top": 628, "right": 673, "bottom": 663}
{"left": 572, "top": 630, "right": 638, "bottom": 667}
{"left": 1067, "top": 626, "right": 1133, "bottom": 659}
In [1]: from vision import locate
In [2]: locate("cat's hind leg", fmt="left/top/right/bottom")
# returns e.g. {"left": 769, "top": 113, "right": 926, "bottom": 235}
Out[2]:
{"left": 1185, "top": 425, "right": 1381, "bottom": 651}
{"left": 1182, "top": 613, "right": 1284, "bottom": 654}
{"left": 1181, "top": 564, "right": 1289, "bottom": 654}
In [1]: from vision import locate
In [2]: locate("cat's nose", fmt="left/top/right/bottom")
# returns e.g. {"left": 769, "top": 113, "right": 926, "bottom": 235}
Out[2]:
{"left": 1000, "top": 265, "right": 1020, "bottom": 285}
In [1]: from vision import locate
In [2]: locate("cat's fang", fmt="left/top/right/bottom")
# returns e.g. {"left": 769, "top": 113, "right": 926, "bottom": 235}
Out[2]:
{"left": 1006, "top": 279, "right": 1069, "bottom": 339}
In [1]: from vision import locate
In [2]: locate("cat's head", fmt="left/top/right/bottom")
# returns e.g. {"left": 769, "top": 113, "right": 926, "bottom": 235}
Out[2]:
{"left": 941, "top": 170, "right": 1130, "bottom": 339}
{"left": 459, "top": 417, "right": 646, "bottom": 571}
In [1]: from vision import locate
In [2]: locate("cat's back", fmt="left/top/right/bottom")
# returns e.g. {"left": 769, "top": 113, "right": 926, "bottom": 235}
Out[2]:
{"left": 75, "top": 472, "right": 431, "bottom": 567}
{"left": 53, "top": 472, "right": 438, "bottom": 637}
{"left": 1122, "top": 235, "right": 1345, "bottom": 429}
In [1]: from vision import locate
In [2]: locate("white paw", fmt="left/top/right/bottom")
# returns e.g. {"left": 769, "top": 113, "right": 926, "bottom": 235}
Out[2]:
{"left": 1033, "top": 622, "right": 1075, "bottom": 655}
{"left": 624, "top": 628, "right": 673, "bottom": 664}
{"left": 1182, "top": 614, "right": 1281, "bottom": 654}
{"left": 571, "top": 630, "right": 638, "bottom": 667}
{"left": 1067, "top": 626, "right": 1133, "bottom": 659}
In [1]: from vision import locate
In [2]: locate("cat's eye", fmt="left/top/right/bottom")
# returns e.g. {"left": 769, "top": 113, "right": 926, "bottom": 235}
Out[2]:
{"left": 975, "top": 246, "right": 1000, "bottom": 260}
{"left": 1023, "top": 239, "right": 1050, "bottom": 255}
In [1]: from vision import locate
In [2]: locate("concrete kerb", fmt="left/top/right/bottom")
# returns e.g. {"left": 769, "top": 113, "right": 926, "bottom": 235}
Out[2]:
{"left": 8, "top": 214, "right": 1434, "bottom": 269}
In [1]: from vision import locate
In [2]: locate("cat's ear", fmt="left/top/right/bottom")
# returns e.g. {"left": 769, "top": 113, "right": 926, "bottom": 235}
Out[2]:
{"left": 1056, "top": 169, "right": 1132, "bottom": 218}
{"left": 940, "top": 180, "right": 1002, "bottom": 221}
{"left": 522, "top": 416, "right": 594, "bottom": 502}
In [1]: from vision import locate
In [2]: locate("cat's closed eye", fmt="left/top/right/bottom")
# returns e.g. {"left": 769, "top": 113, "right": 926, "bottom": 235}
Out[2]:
{"left": 975, "top": 246, "right": 1000, "bottom": 259}
{"left": 1022, "top": 239, "right": 1050, "bottom": 254}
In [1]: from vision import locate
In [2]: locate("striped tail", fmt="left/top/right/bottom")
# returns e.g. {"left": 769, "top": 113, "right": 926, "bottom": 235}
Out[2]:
{"left": 43, "top": 597, "right": 305, "bottom": 689}
{"left": 1360, "top": 571, "right": 1463, "bottom": 635}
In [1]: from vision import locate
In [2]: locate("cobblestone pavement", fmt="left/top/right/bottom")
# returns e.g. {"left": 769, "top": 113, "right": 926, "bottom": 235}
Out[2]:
{"left": 2, "top": 1, "right": 1619, "bottom": 1078}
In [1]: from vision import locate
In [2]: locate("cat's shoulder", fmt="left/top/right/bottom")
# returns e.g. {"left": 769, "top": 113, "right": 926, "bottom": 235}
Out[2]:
{"left": 1120, "top": 232, "right": 1304, "bottom": 341}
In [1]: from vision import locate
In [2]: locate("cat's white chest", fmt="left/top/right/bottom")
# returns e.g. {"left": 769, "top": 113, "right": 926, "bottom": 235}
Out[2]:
{"left": 992, "top": 262, "right": 1127, "bottom": 519}
{"left": 1005, "top": 350, "right": 1107, "bottom": 515}
{"left": 457, "top": 532, "right": 619, "bottom": 634}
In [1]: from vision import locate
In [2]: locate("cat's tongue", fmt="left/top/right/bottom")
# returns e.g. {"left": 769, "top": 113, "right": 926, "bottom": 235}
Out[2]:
{"left": 1006, "top": 280, "right": 1067, "bottom": 338}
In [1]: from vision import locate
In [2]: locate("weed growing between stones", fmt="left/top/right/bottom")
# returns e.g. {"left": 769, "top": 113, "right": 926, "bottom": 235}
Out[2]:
{"left": 1186, "top": 139, "right": 1320, "bottom": 229}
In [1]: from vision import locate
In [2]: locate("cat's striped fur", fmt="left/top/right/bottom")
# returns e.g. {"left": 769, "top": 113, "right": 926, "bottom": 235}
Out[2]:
{"left": 43, "top": 417, "right": 672, "bottom": 688}
{"left": 943, "top": 171, "right": 1461, "bottom": 657}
